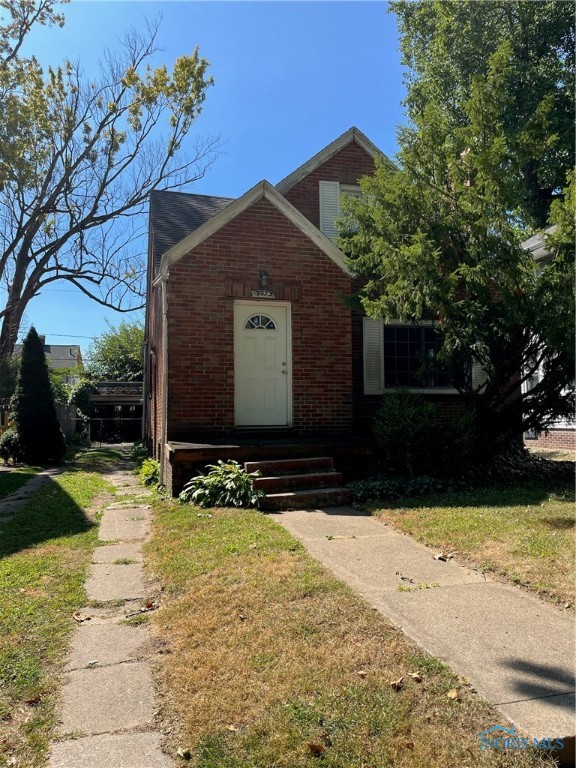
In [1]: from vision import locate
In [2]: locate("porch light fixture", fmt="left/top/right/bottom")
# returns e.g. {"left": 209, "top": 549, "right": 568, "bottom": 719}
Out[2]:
{"left": 260, "top": 270, "right": 269, "bottom": 289}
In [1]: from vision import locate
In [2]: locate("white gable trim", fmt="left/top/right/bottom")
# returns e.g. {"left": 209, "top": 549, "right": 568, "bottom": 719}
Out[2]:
{"left": 158, "top": 180, "right": 353, "bottom": 278}
{"left": 275, "top": 127, "right": 392, "bottom": 195}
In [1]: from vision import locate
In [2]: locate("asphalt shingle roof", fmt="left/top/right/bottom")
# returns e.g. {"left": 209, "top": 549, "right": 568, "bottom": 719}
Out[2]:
{"left": 149, "top": 189, "right": 234, "bottom": 273}
{"left": 13, "top": 343, "right": 82, "bottom": 371}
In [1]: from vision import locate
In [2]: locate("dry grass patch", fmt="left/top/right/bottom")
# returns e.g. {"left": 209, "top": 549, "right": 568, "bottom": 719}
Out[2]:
{"left": 369, "top": 480, "right": 575, "bottom": 608}
{"left": 146, "top": 501, "right": 555, "bottom": 768}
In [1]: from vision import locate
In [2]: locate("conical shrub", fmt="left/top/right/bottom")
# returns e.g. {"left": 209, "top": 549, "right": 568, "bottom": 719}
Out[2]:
{"left": 11, "top": 327, "right": 66, "bottom": 463}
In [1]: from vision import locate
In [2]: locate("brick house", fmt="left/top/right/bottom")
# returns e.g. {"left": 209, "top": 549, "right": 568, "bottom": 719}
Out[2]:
{"left": 143, "top": 127, "right": 572, "bottom": 494}
{"left": 144, "top": 128, "right": 400, "bottom": 492}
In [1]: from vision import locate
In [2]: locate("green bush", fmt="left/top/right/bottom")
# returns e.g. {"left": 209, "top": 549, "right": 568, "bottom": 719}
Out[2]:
{"left": 0, "top": 428, "right": 23, "bottom": 465}
{"left": 139, "top": 458, "right": 160, "bottom": 487}
{"left": 178, "top": 460, "right": 264, "bottom": 508}
{"left": 373, "top": 389, "right": 475, "bottom": 477}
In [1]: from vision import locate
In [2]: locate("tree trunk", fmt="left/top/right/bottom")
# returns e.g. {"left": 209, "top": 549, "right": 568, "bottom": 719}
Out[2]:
{"left": 0, "top": 299, "right": 26, "bottom": 363}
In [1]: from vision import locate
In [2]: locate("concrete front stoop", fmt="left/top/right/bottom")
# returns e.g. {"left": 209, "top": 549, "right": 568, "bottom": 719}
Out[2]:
{"left": 276, "top": 507, "right": 576, "bottom": 767}
{"left": 49, "top": 462, "right": 174, "bottom": 768}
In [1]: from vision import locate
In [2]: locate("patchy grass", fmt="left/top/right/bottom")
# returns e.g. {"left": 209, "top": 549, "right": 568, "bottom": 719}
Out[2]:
{"left": 145, "top": 501, "right": 555, "bottom": 768}
{"left": 0, "top": 466, "right": 37, "bottom": 500}
{"left": 369, "top": 481, "right": 575, "bottom": 608}
{"left": 70, "top": 445, "right": 124, "bottom": 473}
{"left": 0, "top": 457, "right": 114, "bottom": 767}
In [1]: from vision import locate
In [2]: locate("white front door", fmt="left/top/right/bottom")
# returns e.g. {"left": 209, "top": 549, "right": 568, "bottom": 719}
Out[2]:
{"left": 234, "top": 302, "right": 291, "bottom": 426}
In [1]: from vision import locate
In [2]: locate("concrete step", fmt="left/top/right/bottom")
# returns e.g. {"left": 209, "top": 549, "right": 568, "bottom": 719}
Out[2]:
{"left": 261, "top": 487, "right": 352, "bottom": 511}
{"left": 245, "top": 456, "right": 334, "bottom": 476}
{"left": 254, "top": 471, "right": 343, "bottom": 492}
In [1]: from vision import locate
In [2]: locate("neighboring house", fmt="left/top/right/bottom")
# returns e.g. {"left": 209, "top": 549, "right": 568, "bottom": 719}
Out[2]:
{"left": 14, "top": 336, "right": 84, "bottom": 386}
{"left": 521, "top": 230, "right": 575, "bottom": 450}
{"left": 144, "top": 127, "right": 470, "bottom": 493}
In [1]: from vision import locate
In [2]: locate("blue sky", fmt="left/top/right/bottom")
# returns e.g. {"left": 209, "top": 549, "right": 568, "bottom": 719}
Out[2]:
{"left": 19, "top": 0, "right": 406, "bottom": 355}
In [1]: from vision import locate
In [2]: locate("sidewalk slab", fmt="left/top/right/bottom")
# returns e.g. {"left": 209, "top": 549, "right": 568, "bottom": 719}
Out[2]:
{"left": 92, "top": 542, "right": 143, "bottom": 563}
{"left": 277, "top": 508, "right": 576, "bottom": 743}
{"left": 50, "top": 732, "right": 173, "bottom": 768}
{"left": 98, "top": 510, "right": 150, "bottom": 541}
{"left": 64, "top": 623, "right": 148, "bottom": 671}
{"left": 85, "top": 563, "right": 146, "bottom": 601}
{"left": 58, "top": 662, "right": 155, "bottom": 735}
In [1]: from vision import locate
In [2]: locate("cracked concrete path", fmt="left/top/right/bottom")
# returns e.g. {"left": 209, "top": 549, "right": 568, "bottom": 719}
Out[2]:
{"left": 276, "top": 506, "right": 575, "bottom": 763}
{"left": 49, "top": 457, "right": 173, "bottom": 768}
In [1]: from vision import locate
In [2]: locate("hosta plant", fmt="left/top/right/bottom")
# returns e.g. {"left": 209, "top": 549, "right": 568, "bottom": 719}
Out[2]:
{"left": 178, "top": 460, "right": 264, "bottom": 508}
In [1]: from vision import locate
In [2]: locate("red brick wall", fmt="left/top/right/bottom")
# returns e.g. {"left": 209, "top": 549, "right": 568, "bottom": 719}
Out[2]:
{"left": 283, "top": 141, "right": 376, "bottom": 227}
{"left": 164, "top": 197, "right": 353, "bottom": 439}
{"left": 525, "top": 430, "right": 576, "bottom": 450}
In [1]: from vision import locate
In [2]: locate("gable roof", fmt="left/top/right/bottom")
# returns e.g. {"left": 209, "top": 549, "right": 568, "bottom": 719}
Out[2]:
{"left": 149, "top": 190, "right": 234, "bottom": 272}
{"left": 275, "top": 126, "right": 393, "bottom": 195}
{"left": 157, "top": 180, "right": 353, "bottom": 280}
{"left": 13, "top": 343, "right": 83, "bottom": 371}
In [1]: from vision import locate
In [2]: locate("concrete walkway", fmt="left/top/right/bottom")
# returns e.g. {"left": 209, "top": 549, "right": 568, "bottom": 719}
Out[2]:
{"left": 277, "top": 507, "right": 575, "bottom": 759}
{"left": 49, "top": 459, "right": 173, "bottom": 768}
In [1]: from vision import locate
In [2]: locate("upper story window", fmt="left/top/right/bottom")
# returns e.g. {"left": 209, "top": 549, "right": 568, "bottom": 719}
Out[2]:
{"left": 319, "top": 181, "right": 361, "bottom": 240}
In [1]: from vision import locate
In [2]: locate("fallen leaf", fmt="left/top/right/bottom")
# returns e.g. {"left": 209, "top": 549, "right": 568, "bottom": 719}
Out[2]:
{"left": 226, "top": 725, "right": 239, "bottom": 732}
{"left": 86, "top": 660, "right": 98, "bottom": 668}
{"left": 434, "top": 553, "right": 448, "bottom": 561}
{"left": 446, "top": 689, "right": 460, "bottom": 700}
{"left": 357, "top": 669, "right": 367, "bottom": 678}
{"left": 238, "top": 613, "right": 247, "bottom": 621}
{"left": 395, "top": 571, "right": 414, "bottom": 583}
{"left": 408, "top": 672, "right": 423, "bottom": 682}
{"left": 73, "top": 611, "right": 91, "bottom": 623}
{"left": 176, "top": 746, "right": 191, "bottom": 759}
{"left": 390, "top": 676, "right": 404, "bottom": 691}
{"left": 326, "top": 535, "right": 334, "bottom": 540}
{"left": 307, "top": 742, "right": 326, "bottom": 755}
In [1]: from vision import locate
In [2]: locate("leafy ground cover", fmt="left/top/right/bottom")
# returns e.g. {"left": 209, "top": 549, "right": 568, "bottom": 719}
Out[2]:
{"left": 146, "top": 500, "right": 555, "bottom": 768}
{"left": 368, "top": 479, "right": 575, "bottom": 609}
{"left": 0, "top": 456, "right": 115, "bottom": 767}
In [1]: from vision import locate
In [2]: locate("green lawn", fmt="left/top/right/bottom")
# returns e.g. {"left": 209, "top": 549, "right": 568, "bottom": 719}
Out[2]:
{"left": 368, "top": 480, "right": 575, "bottom": 608}
{"left": 0, "top": 461, "right": 113, "bottom": 767}
{"left": 0, "top": 467, "right": 37, "bottom": 500}
{"left": 145, "top": 498, "right": 556, "bottom": 768}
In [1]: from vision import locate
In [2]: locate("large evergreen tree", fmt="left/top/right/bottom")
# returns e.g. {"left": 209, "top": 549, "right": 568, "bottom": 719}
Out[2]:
{"left": 12, "top": 327, "right": 66, "bottom": 463}
{"left": 340, "top": 0, "right": 575, "bottom": 459}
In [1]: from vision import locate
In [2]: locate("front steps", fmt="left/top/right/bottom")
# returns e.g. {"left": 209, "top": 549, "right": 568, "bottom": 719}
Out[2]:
{"left": 246, "top": 456, "right": 352, "bottom": 511}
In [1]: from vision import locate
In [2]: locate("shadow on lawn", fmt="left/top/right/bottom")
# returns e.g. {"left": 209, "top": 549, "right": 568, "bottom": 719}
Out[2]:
{"left": 0, "top": 475, "right": 95, "bottom": 560}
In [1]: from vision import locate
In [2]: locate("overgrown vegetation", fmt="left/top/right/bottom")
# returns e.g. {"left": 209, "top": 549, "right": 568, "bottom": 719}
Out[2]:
{"left": 145, "top": 500, "right": 555, "bottom": 767}
{"left": 139, "top": 457, "right": 160, "bottom": 487}
{"left": 340, "top": 1, "right": 574, "bottom": 460}
{"left": 0, "top": 454, "right": 113, "bottom": 766}
{"left": 178, "top": 460, "right": 264, "bottom": 508}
